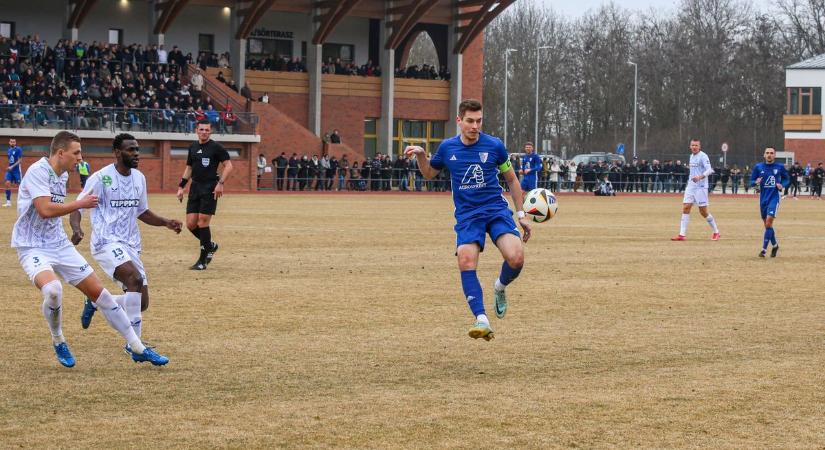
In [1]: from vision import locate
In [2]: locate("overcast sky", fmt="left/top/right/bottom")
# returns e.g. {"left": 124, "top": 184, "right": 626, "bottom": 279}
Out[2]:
{"left": 534, "top": 0, "right": 774, "bottom": 18}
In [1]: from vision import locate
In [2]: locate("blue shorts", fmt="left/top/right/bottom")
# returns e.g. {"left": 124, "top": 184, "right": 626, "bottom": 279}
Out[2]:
{"left": 455, "top": 210, "right": 520, "bottom": 251}
{"left": 5, "top": 170, "right": 21, "bottom": 184}
{"left": 520, "top": 176, "right": 538, "bottom": 192}
{"left": 760, "top": 198, "right": 780, "bottom": 219}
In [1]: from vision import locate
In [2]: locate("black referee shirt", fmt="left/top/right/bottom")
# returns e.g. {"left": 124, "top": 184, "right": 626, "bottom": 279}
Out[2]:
{"left": 187, "top": 139, "right": 230, "bottom": 183}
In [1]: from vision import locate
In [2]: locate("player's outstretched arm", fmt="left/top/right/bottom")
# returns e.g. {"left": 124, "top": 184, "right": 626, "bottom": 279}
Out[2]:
{"left": 502, "top": 168, "right": 531, "bottom": 243}
{"left": 68, "top": 210, "right": 84, "bottom": 245}
{"left": 33, "top": 194, "right": 98, "bottom": 219}
{"left": 138, "top": 210, "right": 183, "bottom": 233}
{"left": 404, "top": 145, "right": 439, "bottom": 179}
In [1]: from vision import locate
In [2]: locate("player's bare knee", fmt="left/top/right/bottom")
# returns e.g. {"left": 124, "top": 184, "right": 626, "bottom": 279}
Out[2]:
{"left": 456, "top": 253, "right": 477, "bottom": 271}
{"left": 197, "top": 217, "right": 210, "bottom": 228}
{"left": 507, "top": 251, "right": 524, "bottom": 269}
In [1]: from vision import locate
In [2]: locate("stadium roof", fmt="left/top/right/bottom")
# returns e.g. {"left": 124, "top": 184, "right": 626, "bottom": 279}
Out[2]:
{"left": 787, "top": 53, "right": 825, "bottom": 70}
{"left": 147, "top": 0, "right": 517, "bottom": 53}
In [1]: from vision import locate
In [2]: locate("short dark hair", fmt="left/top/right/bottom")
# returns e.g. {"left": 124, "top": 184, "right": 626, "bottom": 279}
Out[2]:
{"left": 765, "top": 146, "right": 776, "bottom": 151}
{"left": 458, "top": 99, "right": 482, "bottom": 118}
{"left": 689, "top": 138, "right": 701, "bottom": 143}
{"left": 197, "top": 120, "right": 211, "bottom": 127}
{"left": 113, "top": 133, "right": 135, "bottom": 151}
{"left": 50, "top": 131, "right": 81, "bottom": 155}
{"left": 524, "top": 142, "right": 534, "bottom": 147}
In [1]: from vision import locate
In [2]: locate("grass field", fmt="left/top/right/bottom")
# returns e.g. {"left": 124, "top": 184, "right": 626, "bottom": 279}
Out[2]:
{"left": 1, "top": 192, "right": 825, "bottom": 449}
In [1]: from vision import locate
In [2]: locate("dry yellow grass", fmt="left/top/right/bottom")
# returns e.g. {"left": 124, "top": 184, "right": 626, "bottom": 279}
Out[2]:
{"left": 1, "top": 192, "right": 825, "bottom": 449}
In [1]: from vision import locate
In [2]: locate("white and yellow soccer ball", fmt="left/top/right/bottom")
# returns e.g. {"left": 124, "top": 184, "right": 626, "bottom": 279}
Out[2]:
{"left": 522, "top": 188, "right": 558, "bottom": 223}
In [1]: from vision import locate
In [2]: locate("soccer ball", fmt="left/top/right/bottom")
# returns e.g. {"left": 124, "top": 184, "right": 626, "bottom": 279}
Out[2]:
{"left": 523, "top": 188, "right": 558, "bottom": 223}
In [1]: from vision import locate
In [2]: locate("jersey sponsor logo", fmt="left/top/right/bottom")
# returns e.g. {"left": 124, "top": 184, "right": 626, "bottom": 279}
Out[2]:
{"left": 765, "top": 176, "right": 776, "bottom": 188}
{"left": 480, "top": 152, "right": 488, "bottom": 163}
{"left": 101, "top": 175, "right": 113, "bottom": 187}
{"left": 460, "top": 164, "right": 486, "bottom": 190}
{"left": 109, "top": 199, "right": 141, "bottom": 208}
{"left": 201, "top": 157, "right": 210, "bottom": 167}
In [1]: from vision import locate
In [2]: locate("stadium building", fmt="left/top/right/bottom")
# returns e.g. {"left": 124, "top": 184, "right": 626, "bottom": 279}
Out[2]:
{"left": 784, "top": 53, "right": 825, "bottom": 164}
{"left": 1, "top": 0, "right": 515, "bottom": 191}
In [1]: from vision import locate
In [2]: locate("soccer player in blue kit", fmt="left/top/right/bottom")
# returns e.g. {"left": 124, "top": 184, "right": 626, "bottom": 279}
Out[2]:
{"left": 4, "top": 138, "right": 23, "bottom": 207}
{"left": 405, "top": 99, "right": 532, "bottom": 341}
{"left": 750, "top": 146, "right": 789, "bottom": 258}
{"left": 519, "top": 142, "right": 542, "bottom": 198}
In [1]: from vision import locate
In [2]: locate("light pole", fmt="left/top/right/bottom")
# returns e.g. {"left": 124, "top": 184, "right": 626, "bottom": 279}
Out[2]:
{"left": 628, "top": 60, "right": 638, "bottom": 160}
{"left": 503, "top": 48, "right": 518, "bottom": 150}
{"left": 535, "top": 45, "right": 551, "bottom": 153}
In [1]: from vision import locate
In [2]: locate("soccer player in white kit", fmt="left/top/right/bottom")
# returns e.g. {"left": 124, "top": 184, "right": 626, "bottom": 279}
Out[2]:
{"left": 11, "top": 131, "right": 168, "bottom": 367}
{"left": 671, "top": 139, "right": 721, "bottom": 241}
{"left": 70, "top": 134, "right": 182, "bottom": 356}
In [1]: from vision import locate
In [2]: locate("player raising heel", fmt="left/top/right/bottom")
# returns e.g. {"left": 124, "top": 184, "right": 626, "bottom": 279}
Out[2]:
{"left": 751, "top": 146, "right": 789, "bottom": 259}
{"left": 405, "top": 99, "right": 532, "bottom": 341}
{"left": 176, "top": 121, "right": 233, "bottom": 271}
{"left": 671, "top": 139, "right": 720, "bottom": 241}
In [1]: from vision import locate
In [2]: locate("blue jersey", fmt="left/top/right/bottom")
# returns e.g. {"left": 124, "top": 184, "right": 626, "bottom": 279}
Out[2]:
{"left": 430, "top": 133, "right": 511, "bottom": 222}
{"left": 750, "top": 162, "right": 789, "bottom": 203}
{"left": 521, "top": 153, "right": 542, "bottom": 180}
{"left": 7, "top": 146, "right": 22, "bottom": 174}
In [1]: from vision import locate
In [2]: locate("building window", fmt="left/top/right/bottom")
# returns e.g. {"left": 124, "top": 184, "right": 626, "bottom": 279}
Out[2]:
{"left": 787, "top": 87, "right": 822, "bottom": 115}
{"left": 391, "top": 119, "right": 448, "bottom": 155}
{"left": 248, "top": 38, "right": 292, "bottom": 60}
{"left": 108, "top": 29, "right": 123, "bottom": 45}
{"left": 363, "top": 118, "right": 378, "bottom": 159}
{"left": 199, "top": 34, "right": 215, "bottom": 53}
{"left": 323, "top": 43, "right": 355, "bottom": 65}
{"left": 0, "top": 22, "right": 14, "bottom": 39}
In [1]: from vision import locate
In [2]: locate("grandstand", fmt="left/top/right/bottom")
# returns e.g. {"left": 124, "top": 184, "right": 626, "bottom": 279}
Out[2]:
{"left": 1, "top": 0, "right": 508, "bottom": 191}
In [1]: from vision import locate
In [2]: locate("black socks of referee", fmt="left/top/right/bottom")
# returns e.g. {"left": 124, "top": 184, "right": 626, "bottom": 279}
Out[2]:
{"left": 190, "top": 226, "right": 212, "bottom": 264}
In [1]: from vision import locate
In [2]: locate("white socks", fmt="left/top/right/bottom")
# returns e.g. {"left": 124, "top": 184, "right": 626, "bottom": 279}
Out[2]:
{"left": 494, "top": 279, "right": 505, "bottom": 293}
{"left": 706, "top": 214, "right": 719, "bottom": 233}
{"left": 679, "top": 213, "right": 690, "bottom": 236}
{"left": 123, "top": 292, "right": 142, "bottom": 338}
{"left": 95, "top": 289, "right": 145, "bottom": 354}
{"left": 41, "top": 280, "right": 65, "bottom": 344}
{"left": 476, "top": 314, "right": 489, "bottom": 325}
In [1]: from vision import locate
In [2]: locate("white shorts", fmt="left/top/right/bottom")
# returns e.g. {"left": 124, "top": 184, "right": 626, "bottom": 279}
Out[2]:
{"left": 17, "top": 244, "right": 95, "bottom": 286}
{"left": 683, "top": 185, "right": 709, "bottom": 207}
{"left": 92, "top": 243, "right": 148, "bottom": 290}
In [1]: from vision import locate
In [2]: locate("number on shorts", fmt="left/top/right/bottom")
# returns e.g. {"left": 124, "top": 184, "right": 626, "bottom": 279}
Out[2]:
{"left": 32, "top": 256, "right": 40, "bottom": 264}
{"left": 112, "top": 248, "right": 124, "bottom": 258}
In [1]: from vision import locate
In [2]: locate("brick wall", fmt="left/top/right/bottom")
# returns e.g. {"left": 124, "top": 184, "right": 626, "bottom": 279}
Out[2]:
{"left": 784, "top": 138, "right": 825, "bottom": 164}
{"left": 462, "top": 34, "right": 484, "bottom": 102}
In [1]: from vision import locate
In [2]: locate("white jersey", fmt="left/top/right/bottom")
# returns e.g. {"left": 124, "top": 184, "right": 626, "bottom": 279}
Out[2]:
{"left": 78, "top": 164, "right": 148, "bottom": 254}
{"left": 688, "top": 151, "right": 713, "bottom": 189}
{"left": 11, "top": 157, "right": 71, "bottom": 249}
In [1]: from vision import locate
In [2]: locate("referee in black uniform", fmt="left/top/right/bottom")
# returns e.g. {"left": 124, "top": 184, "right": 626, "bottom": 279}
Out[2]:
{"left": 176, "top": 121, "right": 233, "bottom": 270}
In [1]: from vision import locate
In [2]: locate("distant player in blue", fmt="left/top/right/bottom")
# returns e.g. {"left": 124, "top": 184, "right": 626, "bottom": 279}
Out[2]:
{"left": 4, "top": 138, "right": 23, "bottom": 208}
{"left": 750, "top": 146, "right": 790, "bottom": 258}
{"left": 520, "top": 142, "right": 542, "bottom": 197}
{"left": 405, "top": 99, "right": 532, "bottom": 341}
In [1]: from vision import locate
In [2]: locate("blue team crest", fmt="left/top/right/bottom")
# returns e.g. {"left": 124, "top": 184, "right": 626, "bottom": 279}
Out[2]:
{"left": 201, "top": 157, "right": 210, "bottom": 167}
{"left": 479, "top": 152, "right": 488, "bottom": 163}
{"left": 773, "top": 169, "right": 778, "bottom": 175}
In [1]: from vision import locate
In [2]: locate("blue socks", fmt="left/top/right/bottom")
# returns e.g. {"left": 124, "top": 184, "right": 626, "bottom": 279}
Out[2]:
{"left": 460, "top": 270, "right": 485, "bottom": 316}
{"left": 763, "top": 227, "right": 776, "bottom": 250}
{"left": 5, "top": 189, "right": 9, "bottom": 201}
{"left": 498, "top": 261, "right": 523, "bottom": 287}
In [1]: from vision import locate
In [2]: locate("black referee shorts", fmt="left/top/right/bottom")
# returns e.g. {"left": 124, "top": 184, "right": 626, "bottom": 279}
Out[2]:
{"left": 186, "top": 182, "right": 219, "bottom": 215}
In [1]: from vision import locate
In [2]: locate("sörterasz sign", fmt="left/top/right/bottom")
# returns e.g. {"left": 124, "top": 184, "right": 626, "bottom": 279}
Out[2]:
{"left": 250, "top": 29, "right": 294, "bottom": 40}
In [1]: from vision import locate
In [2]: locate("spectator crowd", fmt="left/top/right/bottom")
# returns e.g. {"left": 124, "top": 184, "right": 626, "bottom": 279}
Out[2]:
{"left": 0, "top": 34, "right": 244, "bottom": 133}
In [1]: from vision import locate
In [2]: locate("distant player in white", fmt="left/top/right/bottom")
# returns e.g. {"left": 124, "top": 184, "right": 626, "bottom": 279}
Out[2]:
{"left": 671, "top": 138, "right": 721, "bottom": 241}
{"left": 11, "top": 131, "right": 168, "bottom": 367}
{"left": 70, "top": 134, "right": 182, "bottom": 351}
